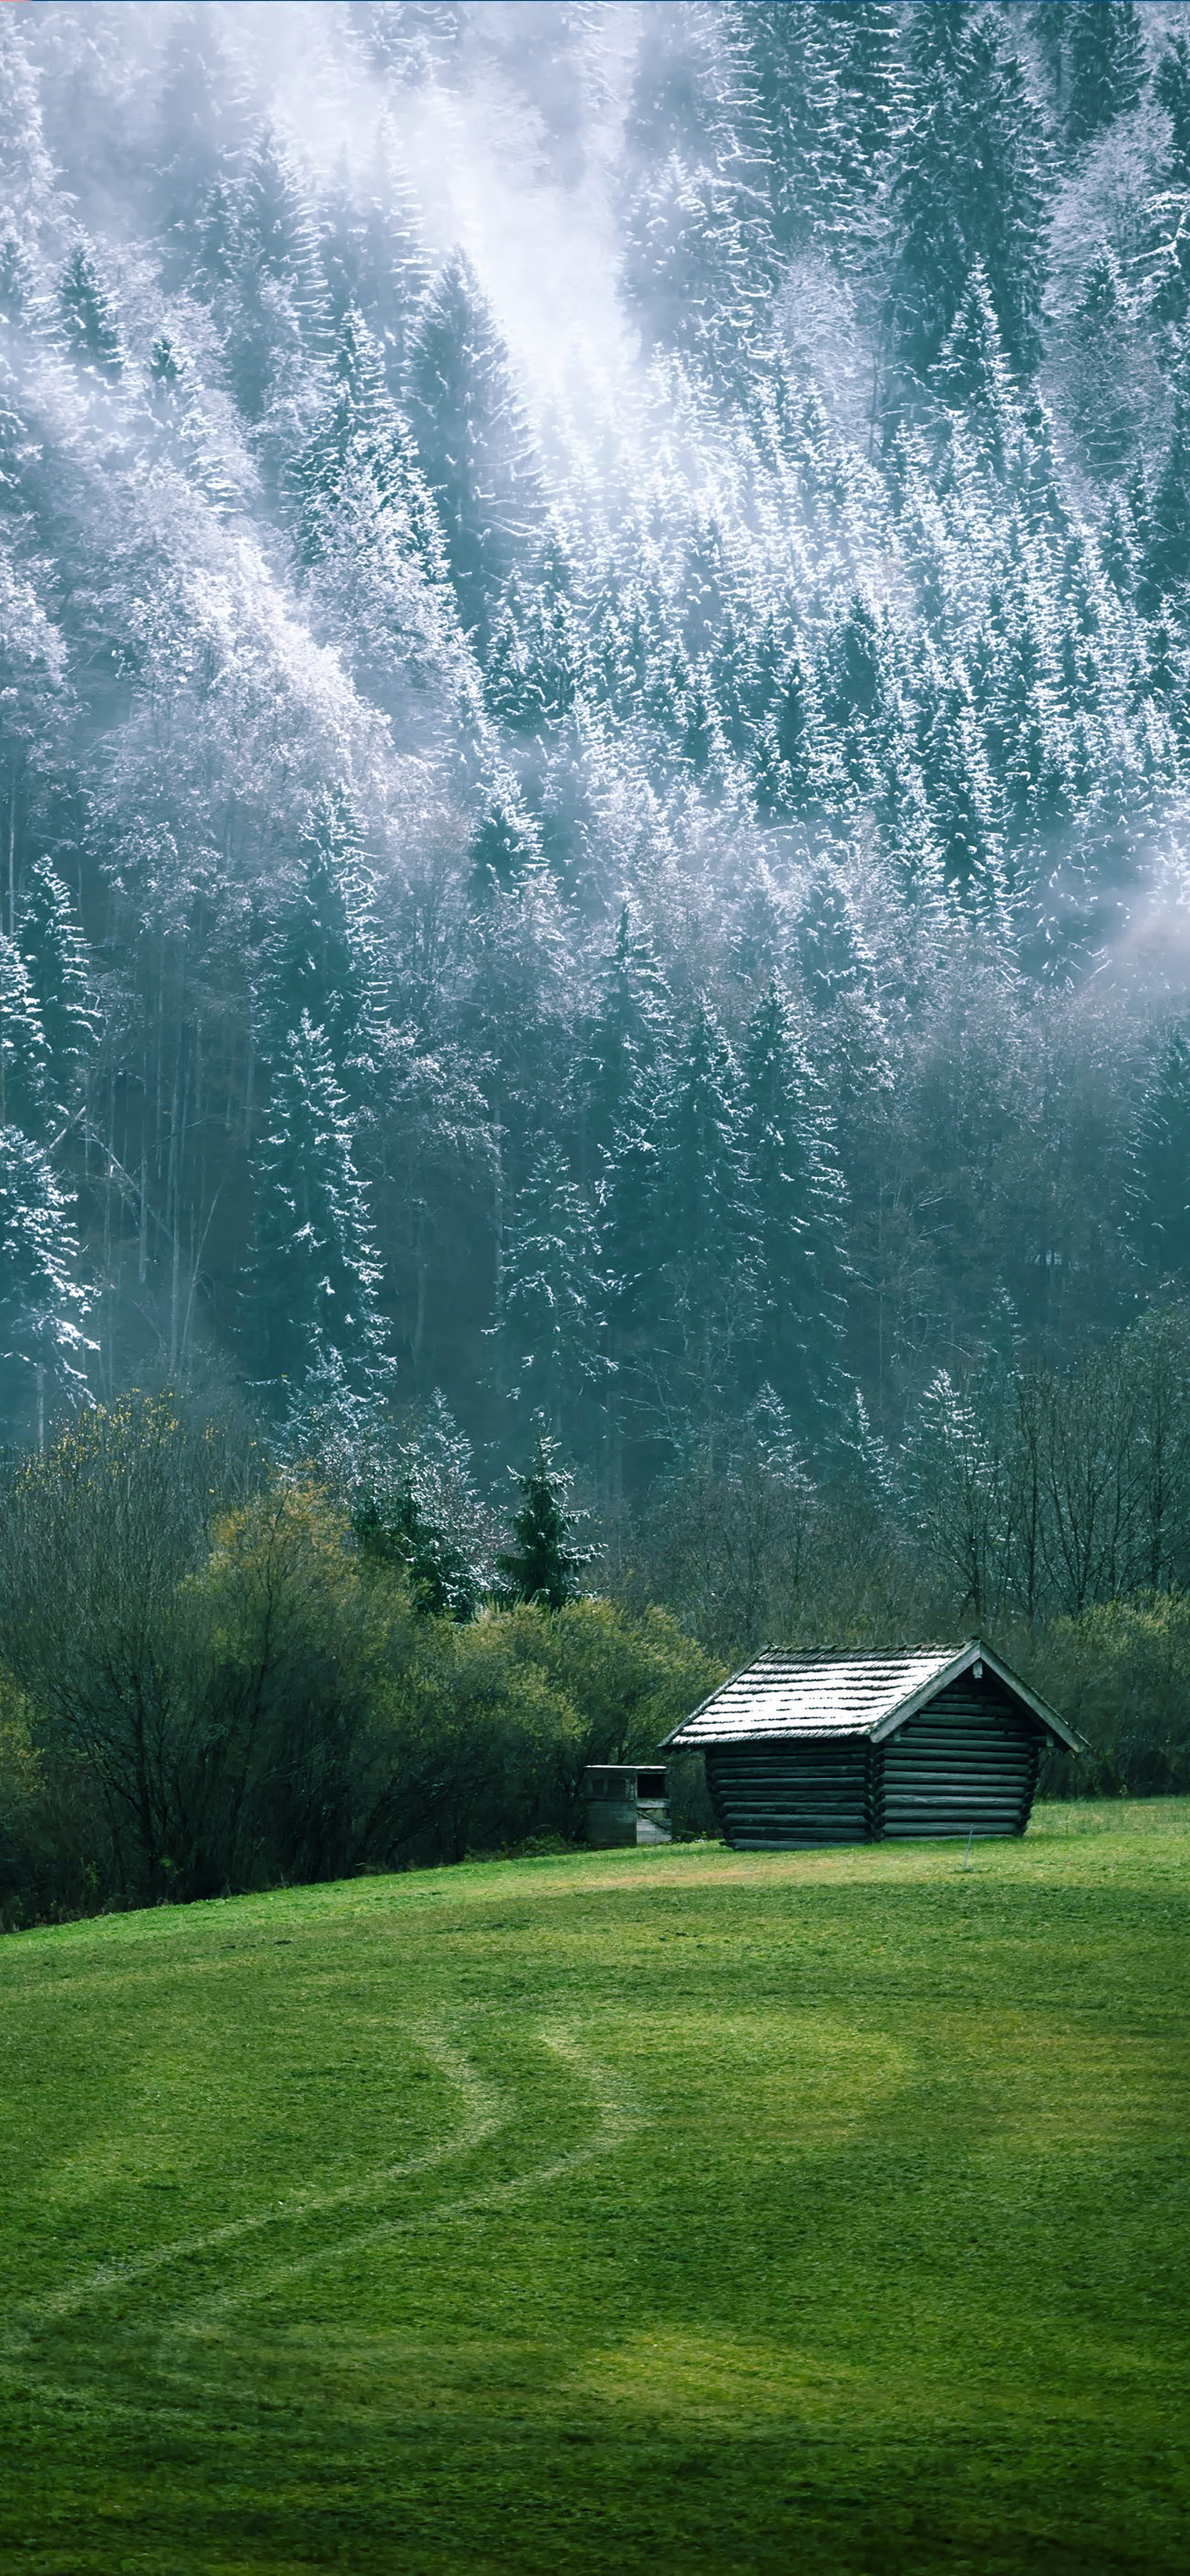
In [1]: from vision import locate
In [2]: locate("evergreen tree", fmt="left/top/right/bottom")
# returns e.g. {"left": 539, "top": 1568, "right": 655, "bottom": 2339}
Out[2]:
{"left": 1147, "top": 347, "right": 1190, "bottom": 607}
{"left": 654, "top": 998, "right": 758, "bottom": 1428}
{"left": 829, "top": 2, "right": 905, "bottom": 218}
{"left": 597, "top": 1093, "right": 664, "bottom": 1444}
{"left": 150, "top": 1, "right": 251, "bottom": 260}
{"left": 621, "top": 151, "right": 775, "bottom": 388}
{"left": 494, "top": 1140, "right": 607, "bottom": 1431}
{"left": 354, "top": 1387, "right": 488, "bottom": 1619}
{"left": 0, "top": 230, "right": 37, "bottom": 331}
{"left": 226, "top": 121, "right": 330, "bottom": 423}
{"left": 353, "top": 2, "right": 464, "bottom": 90}
{"left": 1130, "top": 1025, "right": 1190, "bottom": 1281}
{"left": 0, "top": 1126, "right": 92, "bottom": 1444}
{"left": 0, "top": 13, "right": 54, "bottom": 226}
{"left": 905, "top": 1367, "right": 1006, "bottom": 1621}
{"left": 729, "top": 1, "right": 842, "bottom": 256}
{"left": 0, "top": 933, "right": 48, "bottom": 1133}
{"left": 1156, "top": 29, "right": 1190, "bottom": 191}
{"left": 485, "top": 534, "right": 587, "bottom": 734}
{"left": 1147, "top": 33, "right": 1190, "bottom": 325}
{"left": 889, "top": 5, "right": 1047, "bottom": 383}
{"left": 59, "top": 239, "right": 123, "bottom": 379}
{"left": 497, "top": 1425, "right": 591, "bottom": 1609}
{"left": 621, "top": 1, "right": 774, "bottom": 384}
{"left": 1066, "top": 2, "right": 1147, "bottom": 156}
{"left": 320, "top": 121, "right": 430, "bottom": 380}
{"left": 931, "top": 263, "right": 1021, "bottom": 471}
{"left": 625, "top": 0, "right": 760, "bottom": 168}
{"left": 742, "top": 977, "right": 848, "bottom": 1441}
{"left": 824, "top": 588, "right": 896, "bottom": 795}
{"left": 193, "top": 173, "right": 239, "bottom": 292}
{"left": 1067, "top": 245, "right": 1139, "bottom": 482}
{"left": 256, "top": 788, "right": 383, "bottom": 1102}
{"left": 404, "top": 247, "right": 545, "bottom": 648}
{"left": 292, "top": 303, "right": 444, "bottom": 584}
{"left": 17, "top": 859, "right": 96, "bottom": 1115}
{"left": 483, "top": 1, "right": 610, "bottom": 190}
{"left": 921, "top": 686, "right": 1009, "bottom": 930}
{"left": 754, "top": 640, "right": 832, "bottom": 816}
{"left": 468, "top": 772, "right": 543, "bottom": 895}
{"left": 247, "top": 1010, "right": 391, "bottom": 1398}
{"left": 580, "top": 902, "right": 673, "bottom": 1177}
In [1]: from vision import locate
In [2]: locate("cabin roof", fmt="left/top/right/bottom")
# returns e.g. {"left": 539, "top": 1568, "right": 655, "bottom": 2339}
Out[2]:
{"left": 659, "top": 1639, "right": 1082, "bottom": 1753}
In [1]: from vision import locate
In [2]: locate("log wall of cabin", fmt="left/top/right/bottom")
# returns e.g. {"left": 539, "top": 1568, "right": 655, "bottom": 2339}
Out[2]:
{"left": 704, "top": 1678, "right": 1043, "bottom": 1848}
{"left": 876, "top": 1678, "right": 1040, "bottom": 1839}
{"left": 705, "top": 1737, "right": 873, "bottom": 1848}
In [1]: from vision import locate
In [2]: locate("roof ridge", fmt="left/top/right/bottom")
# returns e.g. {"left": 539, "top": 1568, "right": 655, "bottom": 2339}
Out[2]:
{"left": 753, "top": 1642, "right": 967, "bottom": 1662}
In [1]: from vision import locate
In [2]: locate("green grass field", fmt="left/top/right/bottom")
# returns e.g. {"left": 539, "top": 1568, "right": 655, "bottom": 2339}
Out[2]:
{"left": 1, "top": 1803, "right": 1187, "bottom": 2576}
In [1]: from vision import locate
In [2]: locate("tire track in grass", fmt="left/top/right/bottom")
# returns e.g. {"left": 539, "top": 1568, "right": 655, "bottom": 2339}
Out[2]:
{"left": 164, "top": 2023, "right": 641, "bottom": 2351}
{"left": 3, "top": 2032, "right": 506, "bottom": 2345}
{"left": 0, "top": 2027, "right": 641, "bottom": 2440}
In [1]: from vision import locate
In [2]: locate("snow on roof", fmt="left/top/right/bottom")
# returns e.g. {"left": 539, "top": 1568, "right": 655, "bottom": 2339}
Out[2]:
{"left": 660, "top": 1640, "right": 1081, "bottom": 1752}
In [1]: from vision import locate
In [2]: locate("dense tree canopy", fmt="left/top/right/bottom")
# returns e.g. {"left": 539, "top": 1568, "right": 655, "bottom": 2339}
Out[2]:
{"left": 0, "top": 0, "right": 1186, "bottom": 1590}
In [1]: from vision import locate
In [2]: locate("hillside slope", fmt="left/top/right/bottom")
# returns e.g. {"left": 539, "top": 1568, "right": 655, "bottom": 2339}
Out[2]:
{"left": 1, "top": 1803, "right": 1188, "bottom": 2575}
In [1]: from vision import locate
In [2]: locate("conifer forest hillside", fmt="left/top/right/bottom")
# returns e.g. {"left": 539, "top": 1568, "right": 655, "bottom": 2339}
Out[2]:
{"left": 7, "top": 1, "right": 1190, "bottom": 1627}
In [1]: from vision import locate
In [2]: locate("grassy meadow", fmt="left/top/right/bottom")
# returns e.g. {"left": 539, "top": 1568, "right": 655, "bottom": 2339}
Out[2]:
{"left": 1, "top": 1801, "right": 1188, "bottom": 2576}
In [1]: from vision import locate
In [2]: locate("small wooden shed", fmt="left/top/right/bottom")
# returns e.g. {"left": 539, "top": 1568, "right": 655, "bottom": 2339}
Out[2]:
{"left": 660, "top": 1640, "right": 1080, "bottom": 1848}
{"left": 583, "top": 1765, "right": 669, "bottom": 1848}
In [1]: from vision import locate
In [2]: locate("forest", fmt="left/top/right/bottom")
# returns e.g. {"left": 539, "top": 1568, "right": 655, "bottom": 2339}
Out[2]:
{"left": 4, "top": 4, "right": 1190, "bottom": 1911}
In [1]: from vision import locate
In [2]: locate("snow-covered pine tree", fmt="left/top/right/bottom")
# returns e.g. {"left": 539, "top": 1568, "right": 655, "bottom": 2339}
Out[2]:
{"left": 1065, "top": 1, "right": 1147, "bottom": 156}
{"left": 1157, "top": 28, "right": 1190, "bottom": 191}
{"left": 828, "top": 1, "right": 906, "bottom": 225}
{"left": 18, "top": 858, "right": 96, "bottom": 1117}
{"left": 1147, "top": 345, "right": 1190, "bottom": 608}
{"left": 225, "top": 120, "right": 330, "bottom": 424}
{"left": 1067, "top": 245, "right": 1139, "bottom": 483}
{"left": 0, "top": 1125, "right": 92, "bottom": 1447}
{"left": 353, "top": 1386, "right": 489, "bottom": 1620}
{"left": 468, "top": 771, "right": 544, "bottom": 897}
{"left": 403, "top": 247, "right": 545, "bottom": 650}
{"left": 571, "top": 908, "right": 664, "bottom": 1151}
{"left": 1146, "top": 32, "right": 1190, "bottom": 326}
{"left": 904, "top": 1365, "right": 1006, "bottom": 1623}
{"left": 1129, "top": 1024, "right": 1190, "bottom": 1284}
{"left": 320, "top": 120, "right": 430, "bottom": 382}
{"left": 889, "top": 4, "right": 1047, "bottom": 386}
{"left": 823, "top": 587, "right": 897, "bottom": 797}
{"left": 0, "top": 230, "right": 37, "bottom": 332}
{"left": 653, "top": 997, "right": 758, "bottom": 1433}
{"left": 59, "top": 238, "right": 123, "bottom": 379}
{"left": 931, "top": 263, "right": 1022, "bottom": 475}
{"left": 494, "top": 1139, "right": 607, "bottom": 1433}
{"left": 496, "top": 1423, "right": 591, "bottom": 1609}
{"left": 621, "top": 151, "right": 775, "bottom": 391}
{"left": 149, "top": 0, "right": 251, "bottom": 263}
{"left": 246, "top": 1009, "right": 391, "bottom": 1399}
{"left": 484, "top": 528, "right": 588, "bottom": 736}
{"left": 256, "top": 788, "right": 384, "bottom": 1107}
{"left": 730, "top": 0, "right": 843, "bottom": 258}
{"left": 0, "top": 12, "right": 54, "bottom": 228}
{"left": 0, "top": 932, "right": 49, "bottom": 1133}
{"left": 920, "top": 680, "right": 1012, "bottom": 936}
{"left": 292, "top": 303, "right": 446, "bottom": 584}
{"left": 742, "top": 976, "right": 849, "bottom": 1444}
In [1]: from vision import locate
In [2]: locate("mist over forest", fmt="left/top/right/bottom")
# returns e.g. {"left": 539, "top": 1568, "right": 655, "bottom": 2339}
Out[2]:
{"left": 7, "top": 0, "right": 1190, "bottom": 1671}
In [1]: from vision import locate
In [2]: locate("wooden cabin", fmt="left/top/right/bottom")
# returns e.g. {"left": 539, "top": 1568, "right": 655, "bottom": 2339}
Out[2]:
{"left": 660, "top": 1641, "right": 1080, "bottom": 1848}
